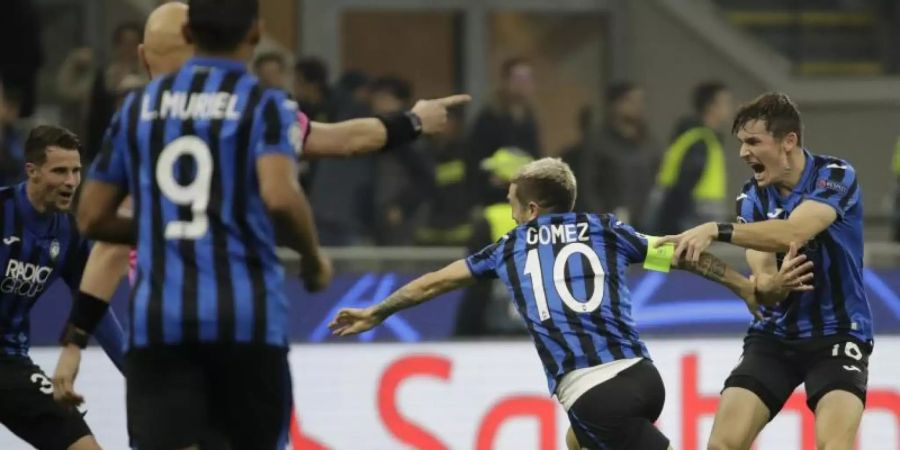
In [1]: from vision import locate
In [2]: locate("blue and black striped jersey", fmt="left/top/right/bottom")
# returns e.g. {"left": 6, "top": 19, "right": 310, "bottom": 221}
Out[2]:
{"left": 466, "top": 213, "right": 651, "bottom": 394}
{"left": 0, "top": 183, "right": 89, "bottom": 356}
{"left": 89, "top": 57, "right": 301, "bottom": 349}
{"left": 737, "top": 149, "right": 872, "bottom": 342}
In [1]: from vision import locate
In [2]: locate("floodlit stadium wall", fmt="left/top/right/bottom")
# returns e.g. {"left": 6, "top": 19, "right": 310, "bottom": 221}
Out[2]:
{"left": 9, "top": 338, "right": 899, "bottom": 450}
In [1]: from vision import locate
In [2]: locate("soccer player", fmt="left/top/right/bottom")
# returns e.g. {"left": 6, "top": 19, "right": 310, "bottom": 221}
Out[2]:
{"left": 329, "top": 158, "right": 813, "bottom": 450}
{"left": 0, "top": 125, "right": 125, "bottom": 450}
{"left": 57, "top": 0, "right": 333, "bottom": 447}
{"left": 53, "top": 0, "right": 469, "bottom": 409}
{"left": 656, "top": 93, "right": 871, "bottom": 450}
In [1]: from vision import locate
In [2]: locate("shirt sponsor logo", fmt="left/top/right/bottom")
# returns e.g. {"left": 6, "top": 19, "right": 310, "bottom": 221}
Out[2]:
{"left": 1, "top": 259, "right": 52, "bottom": 297}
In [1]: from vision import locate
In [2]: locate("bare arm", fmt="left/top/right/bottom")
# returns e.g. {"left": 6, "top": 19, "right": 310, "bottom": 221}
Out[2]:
{"left": 674, "top": 251, "right": 754, "bottom": 299}
{"left": 731, "top": 200, "right": 836, "bottom": 252}
{"left": 329, "top": 259, "right": 475, "bottom": 336}
{"left": 76, "top": 181, "right": 134, "bottom": 245}
{"left": 79, "top": 242, "right": 131, "bottom": 300}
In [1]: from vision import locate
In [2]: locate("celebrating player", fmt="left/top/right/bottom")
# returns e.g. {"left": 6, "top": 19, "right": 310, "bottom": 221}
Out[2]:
{"left": 0, "top": 125, "right": 125, "bottom": 450}
{"left": 329, "top": 158, "right": 813, "bottom": 450}
{"left": 55, "top": 0, "right": 334, "bottom": 447}
{"left": 655, "top": 93, "right": 872, "bottom": 450}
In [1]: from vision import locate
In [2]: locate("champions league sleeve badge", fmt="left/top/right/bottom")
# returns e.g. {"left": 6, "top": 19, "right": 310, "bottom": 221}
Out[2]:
{"left": 50, "top": 240, "right": 60, "bottom": 262}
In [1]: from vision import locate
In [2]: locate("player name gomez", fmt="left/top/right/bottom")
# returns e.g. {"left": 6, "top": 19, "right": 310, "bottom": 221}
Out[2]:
{"left": 526, "top": 223, "right": 590, "bottom": 245}
{"left": 140, "top": 91, "right": 240, "bottom": 121}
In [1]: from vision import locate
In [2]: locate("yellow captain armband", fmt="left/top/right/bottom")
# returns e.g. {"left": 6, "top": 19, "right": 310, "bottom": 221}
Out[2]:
{"left": 643, "top": 236, "right": 675, "bottom": 273}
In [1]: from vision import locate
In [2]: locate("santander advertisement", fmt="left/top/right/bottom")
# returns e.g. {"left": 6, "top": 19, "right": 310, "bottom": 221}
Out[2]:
{"left": 10, "top": 338, "right": 900, "bottom": 450}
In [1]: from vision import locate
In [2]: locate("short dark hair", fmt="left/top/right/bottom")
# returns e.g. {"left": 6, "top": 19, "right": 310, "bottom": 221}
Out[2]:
{"left": 605, "top": 80, "right": 637, "bottom": 106}
{"left": 371, "top": 76, "right": 412, "bottom": 102}
{"left": 254, "top": 52, "right": 285, "bottom": 71}
{"left": 188, "top": 0, "right": 258, "bottom": 53}
{"left": 732, "top": 92, "right": 803, "bottom": 146}
{"left": 693, "top": 81, "right": 728, "bottom": 115}
{"left": 112, "top": 22, "right": 143, "bottom": 45}
{"left": 501, "top": 57, "right": 531, "bottom": 79}
{"left": 294, "top": 57, "right": 329, "bottom": 87}
{"left": 25, "top": 125, "right": 81, "bottom": 165}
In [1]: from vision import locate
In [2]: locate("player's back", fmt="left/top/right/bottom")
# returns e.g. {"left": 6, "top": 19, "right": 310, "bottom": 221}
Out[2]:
{"left": 467, "top": 212, "right": 651, "bottom": 393}
{"left": 111, "top": 57, "right": 300, "bottom": 348}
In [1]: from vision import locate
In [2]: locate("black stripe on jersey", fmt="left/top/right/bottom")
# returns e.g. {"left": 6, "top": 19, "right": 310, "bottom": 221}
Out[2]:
{"left": 575, "top": 213, "right": 618, "bottom": 363}
{"left": 263, "top": 97, "right": 283, "bottom": 145}
{"left": 502, "top": 231, "right": 560, "bottom": 377}
{"left": 92, "top": 110, "right": 122, "bottom": 173}
{"left": 551, "top": 215, "right": 600, "bottom": 369}
{"left": 147, "top": 76, "right": 177, "bottom": 345}
{"left": 209, "top": 71, "right": 242, "bottom": 342}
{"left": 838, "top": 179, "right": 858, "bottom": 211}
{"left": 530, "top": 220, "right": 574, "bottom": 372}
{"left": 233, "top": 86, "right": 267, "bottom": 343}
{"left": 820, "top": 167, "right": 846, "bottom": 200}
{"left": 0, "top": 197, "right": 24, "bottom": 332}
{"left": 128, "top": 268, "right": 143, "bottom": 348}
{"left": 126, "top": 92, "right": 142, "bottom": 227}
{"left": 177, "top": 70, "right": 211, "bottom": 343}
{"left": 781, "top": 296, "right": 800, "bottom": 339}
{"left": 756, "top": 182, "right": 770, "bottom": 216}
{"left": 820, "top": 233, "right": 852, "bottom": 333}
{"left": 598, "top": 215, "right": 630, "bottom": 359}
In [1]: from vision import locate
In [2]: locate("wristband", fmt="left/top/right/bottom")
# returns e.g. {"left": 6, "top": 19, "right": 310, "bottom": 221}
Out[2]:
{"left": 60, "top": 324, "right": 89, "bottom": 349}
{"left": 68, "top": 291, "right": 111, "bottom": 335}
{"left": 716, "top": 223, "right": 734, "bottom": 243}
{"left": 377, "top": 111, "right": 423, "bottom": 150}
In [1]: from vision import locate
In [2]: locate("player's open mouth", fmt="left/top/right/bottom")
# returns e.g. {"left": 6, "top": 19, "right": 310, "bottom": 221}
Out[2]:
{"left": 59, "top": 192, "right": 73, "bottom": 200}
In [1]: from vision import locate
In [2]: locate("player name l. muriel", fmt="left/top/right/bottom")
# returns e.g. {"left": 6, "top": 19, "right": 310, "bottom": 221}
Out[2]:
{"left": 140, "top": 90, "right": 240, "bottom": 121}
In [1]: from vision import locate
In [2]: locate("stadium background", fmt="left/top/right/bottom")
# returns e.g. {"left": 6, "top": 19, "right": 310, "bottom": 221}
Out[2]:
{"left": 1, "top": 0, "right": 899, "bottom": 448}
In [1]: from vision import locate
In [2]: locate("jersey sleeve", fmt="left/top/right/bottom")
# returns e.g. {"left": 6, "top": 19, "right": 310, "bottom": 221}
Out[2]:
{"left": 464, "top": 238, "right": 505, "bottom": 279}
{"left": 255, "top": 90, "right": 302, "bottom": 159}
{"left": 735, "top": 182, "right": 764, "bottom": 223}
{"left": 609, "top": 217, "right": 649, "bottom": 265}
{"left": 88, "top": 92, "right": 134, "bottom": 188}
{"left": 805, "top": 161, "right": 860, "bottom": 218}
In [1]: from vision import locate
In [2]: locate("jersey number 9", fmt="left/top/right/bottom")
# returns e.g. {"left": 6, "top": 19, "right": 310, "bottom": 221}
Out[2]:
{"left": 156, "top": 136, "right": 213, "bottom": 240}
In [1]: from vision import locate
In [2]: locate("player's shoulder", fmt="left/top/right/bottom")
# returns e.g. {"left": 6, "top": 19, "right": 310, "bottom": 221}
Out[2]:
{"left": 811, "top": 152, "right": 856, "bottom": 174}
{"left": 0, "top": 185, "right": 17, "bottom": 204}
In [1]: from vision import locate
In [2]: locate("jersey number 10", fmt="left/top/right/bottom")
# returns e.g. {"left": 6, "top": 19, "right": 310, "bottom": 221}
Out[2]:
{"left": 523, "top": 242, "right": 606, "bottom": 322}
{"left": 156, "top": 136, "right": 213, "bottom": 240}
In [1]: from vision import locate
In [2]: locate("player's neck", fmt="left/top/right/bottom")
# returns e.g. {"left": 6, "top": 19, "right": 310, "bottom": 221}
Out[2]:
{"left": 776, "top": 149, "right": 807, "bottom": 196}
{"left": 194, "top": 47, "right": 252, "bottom": 65}
{"left": 24, "top": 182, "right": 46, "bottom": 214}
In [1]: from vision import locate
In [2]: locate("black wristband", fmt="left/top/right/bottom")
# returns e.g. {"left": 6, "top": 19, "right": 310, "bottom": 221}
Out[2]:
{"left": 377, "top": 111, "right": 423, "bottom": 150}
{"left": 60, "top": 324, "right": 89, "bottom": 349}
{"left": 716, "top": 223, "right": 734, "bottom": 243}
{"left": 68, "top": 291, "right": 110, "bottom": 335}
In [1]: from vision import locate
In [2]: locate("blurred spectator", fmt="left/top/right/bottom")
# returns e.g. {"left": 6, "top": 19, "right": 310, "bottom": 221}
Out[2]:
{"left": 454, "top": 149, "right": 533, "bottom": 337}
{"left": 369, "top": 76, "right": 435, "bottom": 245}
{"left": 293, "top": 57, "right": 333, "bottom": 122}
{"left": 644, "top": 81, "right": 733, "bottom": 235}
{"left": 253, "top": 52, "right": 288, "bottom": 90}
{"left": 416, "top": 109, "right": 472, "bottom": 246}
{"left": 579, "top": 82, "right": 660, "bottom": 227}
{"left": 58, "top": 22, "right": 147, "bottom": 164}
{"left": 467, "top": 57, "right": 541, "bottom": 207}
{"left": 0, "top": 85, "right": 25, "bottom": 186}
{"left": 331, "top": 70, "right": 372, "bottom": 120}
{"left": 0, "top": 0, "right": 42, "bottom": 119}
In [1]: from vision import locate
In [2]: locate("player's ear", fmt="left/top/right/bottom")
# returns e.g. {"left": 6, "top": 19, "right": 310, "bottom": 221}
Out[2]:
{"left": 782, "top": 131, "right": 798, "bottom": 152}
{"left": 24, "top": 162, "right": 38, "bottom": 179}
{"left": 527, "top": 201, "right": 541, "bottom": 221}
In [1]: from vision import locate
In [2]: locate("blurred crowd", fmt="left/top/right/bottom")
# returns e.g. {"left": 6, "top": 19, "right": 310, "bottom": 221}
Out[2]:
{"left": 2, "top": 8, "right": 900, "bottom": 251}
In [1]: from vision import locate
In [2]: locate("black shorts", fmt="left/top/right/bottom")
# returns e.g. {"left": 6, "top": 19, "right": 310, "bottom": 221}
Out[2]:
{"left": 126, "top": 344, "right": 293, "bottom": 450}
{"left": 566, "top": 359, "right": 670, "bottom": 450}
{"left": 0, "top": 357, "right": 91, "bottom": 450}
{"left": 724, "top": 333, "right": 871, "bottom": 419}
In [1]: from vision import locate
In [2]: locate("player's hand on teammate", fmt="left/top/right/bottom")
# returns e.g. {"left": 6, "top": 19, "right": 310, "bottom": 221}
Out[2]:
{"left": 301, "top": 252, "right": 333, "bottom": 293}
{"left": 411, "top": 94, "right": 472, "bottom": 134}
{"left": 328, "top": 307, "right": 382, "bottom": 336}
{"left": 52, "top": 344, "right": 85, "bottom": 408}
{"left": 753, "top": 242, "right": 814, "bottom": 306}
{"left": 655, "top": 222, "right": 718, "bottom": 262}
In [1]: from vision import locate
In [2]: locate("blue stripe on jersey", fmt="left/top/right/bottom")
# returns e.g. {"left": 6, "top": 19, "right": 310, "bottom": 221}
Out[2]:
{"left": 89, "top": 57, "right": 300, "bottom": 349}
{"left": 465, "top": 212, "right": 651, "bottom": 394}
{"left": 737, "top": 149, "right": 873, "bottom": 342}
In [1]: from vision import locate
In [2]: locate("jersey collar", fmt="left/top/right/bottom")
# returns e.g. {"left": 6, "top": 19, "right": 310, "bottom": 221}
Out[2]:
{"left": 15, "top": 182, "right": 54, "bottom": 236}
{"left": 182, "top": 56, "right": 248, "bottom": 73}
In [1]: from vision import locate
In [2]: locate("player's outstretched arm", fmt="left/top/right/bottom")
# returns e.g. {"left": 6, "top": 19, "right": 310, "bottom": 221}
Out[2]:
{"left": 77, "top": 181, "right": 134, "bottom": 245}
{"left": 329, "top": 259, "right": 475, "bottom": 336}
{"left": 655, "top": 200, "right": 837, "bottom": 261}
{"left": 303, "top": 94, "right": 471, "bottom": 158}
{"left": 258, "top": 153, "right": 332, "bottom": 292}
{"left": 672, "top": 251, "right": 763, "bottom": 319}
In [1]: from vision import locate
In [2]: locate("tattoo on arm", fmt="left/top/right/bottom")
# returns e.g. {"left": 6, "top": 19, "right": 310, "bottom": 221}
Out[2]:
{"left": 679, "top": 253, "right": 727, "bottom": 282}
{"left": 371, "top": 286, "right": 421, "bottom": 319}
